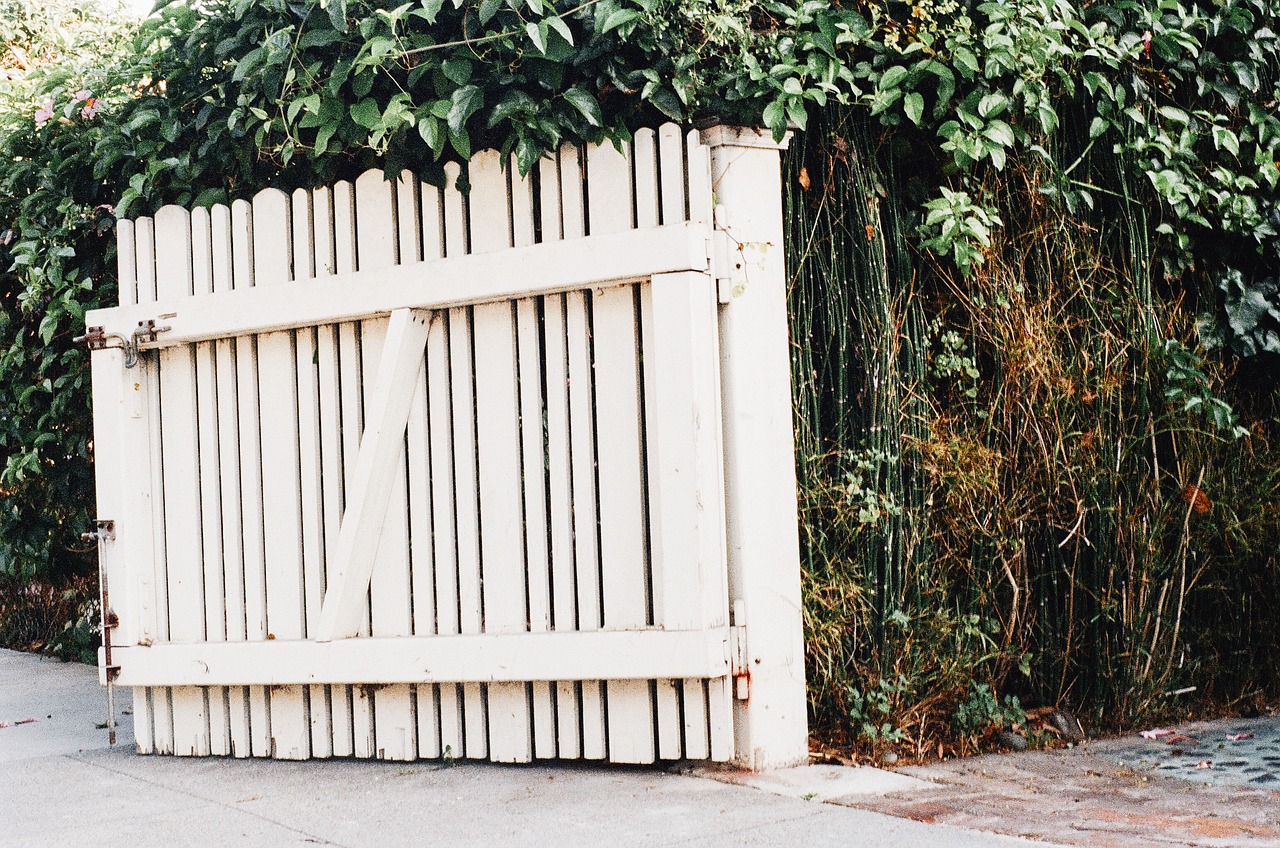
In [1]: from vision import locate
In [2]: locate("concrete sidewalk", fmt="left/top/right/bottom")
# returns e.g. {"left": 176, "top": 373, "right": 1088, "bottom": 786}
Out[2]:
{"left": 0, "top": 649, "right": 1055, "bottom": 848}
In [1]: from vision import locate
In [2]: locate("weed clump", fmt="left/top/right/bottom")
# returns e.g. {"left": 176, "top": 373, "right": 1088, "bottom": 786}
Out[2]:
{"left": 789, "top": 107, "right": 1280, "bottom": 762}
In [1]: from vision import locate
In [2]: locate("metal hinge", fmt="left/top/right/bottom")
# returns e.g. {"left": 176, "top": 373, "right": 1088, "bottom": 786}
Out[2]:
{"left": 711, "top": 205, "right": 746, "bottom": 304}
{"left": 730, "top": 599, "right": 750, "bottom": 701}
{"left": 710, "top": 205, "right": 774, "bottom": 305}
{"left": 85, "top": 519, "right": 120, "bottom": 744}
{"left": 73, "top": 320, "right": 171, "bottom": 369}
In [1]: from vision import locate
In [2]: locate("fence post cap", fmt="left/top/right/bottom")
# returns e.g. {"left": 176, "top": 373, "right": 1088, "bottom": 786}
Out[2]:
{"left": 699, "top": 125, "right": 793, "bottom": 151}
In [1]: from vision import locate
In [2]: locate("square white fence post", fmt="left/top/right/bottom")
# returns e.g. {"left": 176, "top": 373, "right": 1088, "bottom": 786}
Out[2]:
{"left": 702, "top": 126, "right": 809, "bottom": 771}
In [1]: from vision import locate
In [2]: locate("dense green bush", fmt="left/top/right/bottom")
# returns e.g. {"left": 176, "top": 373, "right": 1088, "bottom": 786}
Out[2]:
{"left": 1, "top": 0, "right": 1277, "bottom": 750}
{"left": 0, "top": 1, "right": 138, "bottom": 578}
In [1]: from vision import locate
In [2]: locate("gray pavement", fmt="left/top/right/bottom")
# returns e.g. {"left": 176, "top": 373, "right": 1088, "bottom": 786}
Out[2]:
{"left": 1095, "top": 715, "right": 1280, "bottom": 788}
{"left": 0, "top": 648, "right": 1058, "bottom": 848}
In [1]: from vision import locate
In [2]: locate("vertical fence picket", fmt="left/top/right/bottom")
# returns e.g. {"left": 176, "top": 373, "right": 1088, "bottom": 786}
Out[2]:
{"left": 154, "top": 206, "right": 210, "bottom": 757}
{"left": 111, "top": 218, "right": 156, "bottom": 755}
{"left": 537, "top": 153, "right": 580, "bottom": 758}
{"left": 252, "top": 188, "right": 310, "bottom": 761}
{"left": 422, "top": 179, "right": 445, "bottom": 260}
{"left": 292, "top": 188, "right": 332, "bottom": 759}
{"left": 517, "top": 300, "right": 556, "bottom": 759}
{"left": 311, "top": 186, "right": 341, "bottom": 758}
{"left": 330, "top": 180, "right": 359, "bottom": 757}
{"left": 634, "top": 128, "right": 682, "bottom": 759}
{"left": 229, "top": 197, "right": 272, "bottom": 758}
{"left": 416, "top": 177, "right": 449, "bottom": 758}
{"left": 116, "top": 218, "right": 138, "bottom": 305}
{"left": 397, "top": 171, "right": 423, "bottom": 265}
{"left": 541, "top": 294, "right": 579, "bottom": 759}
{"left": 566, "top": 289, "right": 605, "bottom": 760}
{"left": 686, "top": 130, "right": 714, "bottom": 224}
{"left": 191, "top": 207, "right": 230, "bottom": 756}
{"left": 397, "top": 171, "right": 439, "bottom": 759}
{"left": 313, "top": 186, "right": 336, "bottom": 278}
{"left": 657, "top": 128, "right": 711, "bottom": 757}
{"left": 354, "top": 170, "right": 417, "bottom": 762}
{"left": 442, "top": 161, "right": 488, "bottom": 759}
{"left": 592, "top": 284, "right": 656, "bottom": 764}
{"left": 658, "top": 125, "right": 686, "bottom": 225}
{"left": 538, "top": 154, "right": 562, "bottom": 242}
{"left": 587, "top": 140, "right": 658, "bottom": 764}
{"left": 210, "top": 203, "right": 251, "bottom": 758}
{"left": 470, "top": 150, "right": 532, "bottom": 764}
{"left": 694, "top": 126, "right": 747, "bottom": 764}
{"left": 427, "top": 311, "right": 464, "bottom": 759}
{"left": 557, "top": 141, "right": 605, "bottom": 758}
{"left": 508, "top": 155, "right": 556, "bottom": 756}
{"left": 135, "top": 215, "right": 175, "bottom": 755}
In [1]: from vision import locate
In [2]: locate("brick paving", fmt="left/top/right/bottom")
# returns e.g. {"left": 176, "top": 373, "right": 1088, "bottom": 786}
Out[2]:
{"left": 827, "top": 716, "right": 1280, "bottom": 848}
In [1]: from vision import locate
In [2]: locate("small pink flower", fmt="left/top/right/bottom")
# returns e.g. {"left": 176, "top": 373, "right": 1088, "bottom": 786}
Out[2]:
{"left": 74, "top": 89, "right": 92, "bottom": 102}
{"left": 34, "top": 100, "right": 54, "bottom": 127}
{"left": 80, "top": 98, "right": 98, "bottom": 119}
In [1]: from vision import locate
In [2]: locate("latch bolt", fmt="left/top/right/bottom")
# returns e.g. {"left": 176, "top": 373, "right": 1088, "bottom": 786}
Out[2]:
{"left": 73, "top": 320, "right": 171, "bottom": 369}
{"left": 80, "top": 519, "right": 116, "bottom": 543}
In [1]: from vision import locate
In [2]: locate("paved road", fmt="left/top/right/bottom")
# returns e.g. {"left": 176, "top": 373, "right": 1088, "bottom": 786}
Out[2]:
{"left": 0, "top": 649, "right": 1054, "bottom": 848}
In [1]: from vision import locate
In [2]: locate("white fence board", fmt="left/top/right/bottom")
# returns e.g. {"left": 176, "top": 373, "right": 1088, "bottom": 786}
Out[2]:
{"left": 105, "top": 629, "right": 730, "bottom": 686}
{"left": 470, "top": 150, "right": 532, "bottom": 764}
{"left": 356, "top": 171, "right": 418, "bottom": 762}
{"left": 155, "top": 206, "right": 208, "bottom": 757}
{"left": 89, "top": 225, "right": 708, "bottom": 348}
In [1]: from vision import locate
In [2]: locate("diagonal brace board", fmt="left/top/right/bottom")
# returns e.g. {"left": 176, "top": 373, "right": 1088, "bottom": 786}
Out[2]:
{"left": 316, "top": 307, "right": 432, "bottom": 642}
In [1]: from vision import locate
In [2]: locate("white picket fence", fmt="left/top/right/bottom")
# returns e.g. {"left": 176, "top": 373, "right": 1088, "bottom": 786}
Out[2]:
{"left": 87, "top": 124, "right": 807, "bottom": 769}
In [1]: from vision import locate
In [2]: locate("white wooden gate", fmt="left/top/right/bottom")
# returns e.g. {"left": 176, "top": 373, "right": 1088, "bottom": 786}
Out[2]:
{"left": 88, "top": 124, "right": 807, "bottom": 768}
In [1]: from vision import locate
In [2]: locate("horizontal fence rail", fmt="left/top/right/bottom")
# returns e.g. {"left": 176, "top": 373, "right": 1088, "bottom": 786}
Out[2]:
{"left": 104, "top": 630, "right": 734, "bottom": 687}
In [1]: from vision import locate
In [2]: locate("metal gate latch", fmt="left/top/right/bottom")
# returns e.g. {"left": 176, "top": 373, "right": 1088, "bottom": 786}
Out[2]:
{"left": 73, "top": 320, "right": 171, "bottom": 369}
{"left": 80, "top": 519, "right": 116, "bottom": 543}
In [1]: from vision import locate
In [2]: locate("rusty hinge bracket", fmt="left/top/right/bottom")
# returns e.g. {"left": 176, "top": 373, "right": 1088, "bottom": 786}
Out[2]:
{"left": 86, "top": 518, "right": 120, "bottom": 744}
{"left": 730, "top": 599, "right": 750, "bottom": 701}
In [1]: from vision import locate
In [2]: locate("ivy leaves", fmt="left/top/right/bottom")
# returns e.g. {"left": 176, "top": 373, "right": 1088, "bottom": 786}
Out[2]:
{"left": 133, "top": 0, "right": 675, "bottom": 187}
